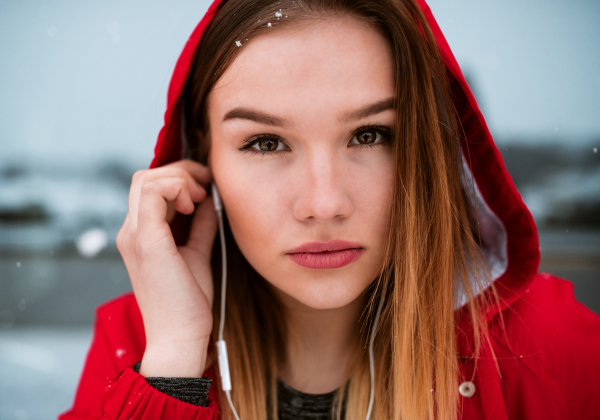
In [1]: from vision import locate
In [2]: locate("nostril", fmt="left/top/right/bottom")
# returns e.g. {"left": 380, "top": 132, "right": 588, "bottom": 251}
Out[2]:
{"left": 293, "top": 191, "right": 353, "bottom": 222}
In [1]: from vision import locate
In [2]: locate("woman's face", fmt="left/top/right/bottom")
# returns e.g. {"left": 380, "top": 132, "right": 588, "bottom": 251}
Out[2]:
{"left": 208, "top": 16, "right": 395, "bottom": 310}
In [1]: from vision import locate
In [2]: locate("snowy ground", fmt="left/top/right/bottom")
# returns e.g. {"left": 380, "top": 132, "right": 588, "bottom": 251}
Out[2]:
{"left": 0, "top": 327, "right": 92, "bottom": 420}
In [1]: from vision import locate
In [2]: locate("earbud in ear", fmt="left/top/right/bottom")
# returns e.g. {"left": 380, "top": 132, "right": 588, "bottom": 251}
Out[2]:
{"left": 212, "top": 183, "right": 223, "bottom": 213}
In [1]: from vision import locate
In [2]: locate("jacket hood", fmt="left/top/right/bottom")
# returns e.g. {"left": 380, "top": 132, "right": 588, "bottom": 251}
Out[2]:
{"left": 149, "top": 0, "right": 540, "bottom": 319}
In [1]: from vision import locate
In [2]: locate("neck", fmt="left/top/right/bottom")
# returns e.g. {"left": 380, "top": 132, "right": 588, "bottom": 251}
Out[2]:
{"left": 275, "top": 290, "right": 367, "bottom": 394}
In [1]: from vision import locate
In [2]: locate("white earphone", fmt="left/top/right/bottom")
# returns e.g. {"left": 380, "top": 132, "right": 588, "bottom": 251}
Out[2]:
{"left": 211, "top": 183, "right": 239, "bottom": 419}
{"left": 211, "top": 183, "right": 384, "bottom": 420}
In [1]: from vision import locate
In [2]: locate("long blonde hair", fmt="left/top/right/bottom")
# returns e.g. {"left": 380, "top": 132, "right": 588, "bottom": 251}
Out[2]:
{"left": 183, "top": 0, "right": 495, "bottom": 418}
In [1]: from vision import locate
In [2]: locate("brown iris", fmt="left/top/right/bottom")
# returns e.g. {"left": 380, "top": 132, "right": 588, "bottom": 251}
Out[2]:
{"left": 258, "top": 138, "right": 279, "bottom": 151}
{"left": 357, "top": 130, "right": 377, "bottom": 144}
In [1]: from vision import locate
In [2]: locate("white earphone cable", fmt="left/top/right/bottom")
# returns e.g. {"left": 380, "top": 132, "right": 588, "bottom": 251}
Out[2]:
{"left": 212, "top": 185, "right": 241, "bottom": 420}
{"left": 217, "top": 208, "right": 227, "bottom": 343}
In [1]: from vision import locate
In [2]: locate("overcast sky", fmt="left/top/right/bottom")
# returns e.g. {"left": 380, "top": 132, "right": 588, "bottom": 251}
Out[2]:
{"left": 1, "top": 0, "right": 598, "bottom": 169}
{"left": 427, "top": 0, "right": 600, "bottom": 144}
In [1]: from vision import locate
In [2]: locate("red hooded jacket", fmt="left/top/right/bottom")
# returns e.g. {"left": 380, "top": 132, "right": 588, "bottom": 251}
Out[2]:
{"left": 59, "top": 0, "right": 600, "bottom": 418}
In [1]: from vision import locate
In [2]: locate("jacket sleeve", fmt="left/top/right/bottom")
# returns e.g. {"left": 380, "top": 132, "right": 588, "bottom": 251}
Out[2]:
{"left": 58, "top": 293, "right": 219, "bottom": 420}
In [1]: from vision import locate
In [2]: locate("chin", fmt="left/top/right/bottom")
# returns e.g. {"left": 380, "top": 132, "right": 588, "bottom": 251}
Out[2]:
{"left": 274, "top": 273, "right": 370, "bottom": 310}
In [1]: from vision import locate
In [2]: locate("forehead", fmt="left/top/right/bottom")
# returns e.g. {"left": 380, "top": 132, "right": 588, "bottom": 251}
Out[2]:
{"left": 209, "top": 16, "right": 394, "bottom": 119}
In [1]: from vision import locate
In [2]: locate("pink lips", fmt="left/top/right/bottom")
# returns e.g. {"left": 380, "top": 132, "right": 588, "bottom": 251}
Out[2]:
{"left": 286, "top": 240, "right": 364, "bottom": 269}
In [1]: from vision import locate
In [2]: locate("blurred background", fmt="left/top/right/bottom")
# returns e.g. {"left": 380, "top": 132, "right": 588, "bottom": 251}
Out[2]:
{"left": 0, "top": 0, "right": 598, "bottom": 418}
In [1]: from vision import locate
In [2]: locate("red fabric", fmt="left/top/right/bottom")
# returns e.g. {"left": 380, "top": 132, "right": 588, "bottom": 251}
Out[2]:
{"left": 60, "top": 0, "right": 600, "bottom": 418}
{"left": 59, "top": 273, "right": 600, "bottom": 419}
{"left": 58, "top": 294, "right": 220, "bottom": 419}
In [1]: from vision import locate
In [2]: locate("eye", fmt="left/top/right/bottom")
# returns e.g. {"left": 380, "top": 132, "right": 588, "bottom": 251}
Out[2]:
{"left": 348, "top": 126, "right": 391, "bottom": 147}
{"left": 240, "top": 135, "right": 290, "bottom": 154}
{"left": 253, "top": 137, "right": 286, "bottom": 152}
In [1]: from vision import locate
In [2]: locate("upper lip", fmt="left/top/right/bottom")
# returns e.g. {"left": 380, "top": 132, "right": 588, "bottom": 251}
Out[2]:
{"left": 286, "top": 240, "right": 363, "bottom": 254}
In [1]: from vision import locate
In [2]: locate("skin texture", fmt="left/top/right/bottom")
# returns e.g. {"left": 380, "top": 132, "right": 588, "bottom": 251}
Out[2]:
{"left": 118, "top": 17, "right": 395, "bottom": 393}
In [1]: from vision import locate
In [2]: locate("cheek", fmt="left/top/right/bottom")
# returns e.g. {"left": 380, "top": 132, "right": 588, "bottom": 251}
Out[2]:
{"left": 224, "top": 183, "right": 287, "bottom": 253}
{"left": 211, "top": 149, "right": 291, "bottom": 265}
{"left": 350, "top": 152, "right": 395, "bottom": 232}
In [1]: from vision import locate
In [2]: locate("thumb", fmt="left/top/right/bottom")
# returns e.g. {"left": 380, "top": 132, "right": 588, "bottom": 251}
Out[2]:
{"left": 186, "top": 196, "right": 219, "bottom": 260}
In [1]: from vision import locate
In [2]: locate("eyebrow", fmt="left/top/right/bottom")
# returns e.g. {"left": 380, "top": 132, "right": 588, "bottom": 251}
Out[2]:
{"left": 221, "top": 97, "right": 396, "bottom": 127}
{"left": 222, "top": 108, "right": 289, "bottom": 127}
{"left": 341, "top": 98, "right": 396, "bottom": 123}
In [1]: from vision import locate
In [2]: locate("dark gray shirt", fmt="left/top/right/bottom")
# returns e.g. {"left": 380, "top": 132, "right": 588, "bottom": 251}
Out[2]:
{"left": 277, "top": 378, "right": 339, "bottom": 420}
{"left": 134, "top": 362, "right": 339, "bottom": 418}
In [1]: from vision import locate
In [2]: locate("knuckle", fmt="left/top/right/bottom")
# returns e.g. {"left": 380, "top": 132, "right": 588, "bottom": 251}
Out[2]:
{"left": 116, "top": 226, "right": 130, "bottom": 253}
{"left": 176, "top": 177, "right": 188, "bottom": 188}
{"left": 132, "top": 169, "right": 147, "bottom": 184}
{"left": 170, "top": 177, "right": 188, "bottom": 194}
{"left": 140, "top": 179, "right": 160, "bottom": 195}
{"left": 178, "top": 158, "right": 196, "bottom": 167}
{"left": 180, "top": 159, "right": 207, "bottom": 173}
{"left": 172, "top": 167, "right": 188, "bottom": 178}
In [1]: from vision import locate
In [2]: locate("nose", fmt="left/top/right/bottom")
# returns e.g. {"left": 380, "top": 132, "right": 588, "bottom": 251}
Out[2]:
{"left": 293, "top": 152, "right": 353, "bottom": 222}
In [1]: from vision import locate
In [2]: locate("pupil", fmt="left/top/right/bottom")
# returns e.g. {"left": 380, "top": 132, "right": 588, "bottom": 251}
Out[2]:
{"left": 359, "top": 131, "right": 375, "bottom": 144}
{"left": 260, "top": 139, "right": 277, "bottom": 151}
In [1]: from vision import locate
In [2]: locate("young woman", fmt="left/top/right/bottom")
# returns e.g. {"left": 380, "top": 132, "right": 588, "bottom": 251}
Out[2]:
{"left": 60, "top": 0, "right": 600, "bottom": 419}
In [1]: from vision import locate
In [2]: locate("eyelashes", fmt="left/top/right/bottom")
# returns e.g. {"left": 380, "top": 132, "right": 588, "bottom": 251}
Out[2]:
{"left": 239, "top": 134, "right": 290, "bottom": 155}
{"left": 238, "top": 125, "right": 392, "bottom": 156}
{"left": 349, "top": 125, "right": 392, "bottom": 148}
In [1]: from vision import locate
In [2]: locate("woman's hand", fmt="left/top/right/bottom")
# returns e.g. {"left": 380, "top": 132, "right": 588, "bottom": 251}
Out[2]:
{"left": 116, "top": 159, "right": 218, "bottom": 378}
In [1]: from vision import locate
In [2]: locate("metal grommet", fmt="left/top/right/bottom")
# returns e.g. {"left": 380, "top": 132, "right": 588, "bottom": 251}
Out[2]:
{"left": 459, "top": 381, "right": 476, "bottom": 398}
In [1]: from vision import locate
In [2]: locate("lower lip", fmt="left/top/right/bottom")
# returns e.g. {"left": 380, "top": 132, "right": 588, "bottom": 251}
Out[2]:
{"left": 287, "top": 249, "right": 364, "bottom": 269}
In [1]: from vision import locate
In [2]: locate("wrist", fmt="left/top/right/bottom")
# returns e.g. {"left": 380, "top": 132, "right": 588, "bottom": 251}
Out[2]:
{"left": 140, "top": 337, "right": 210, "bottom": 378}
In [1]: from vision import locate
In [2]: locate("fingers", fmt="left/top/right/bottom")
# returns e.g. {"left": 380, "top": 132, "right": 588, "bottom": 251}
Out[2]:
{"left": 164, "top": 159, "right": 212, "bottom": 185}
{"left": 116, "top": 160, "right": 218, "bottom": 362}
{"left": 186, "top": 196, "right": 219, "bottom": 259}
{"left": 136, "top": 177, "right": 196, "bottom": 251}
{"left": 127, "top": 160, "right": 210, "bottom": 232}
